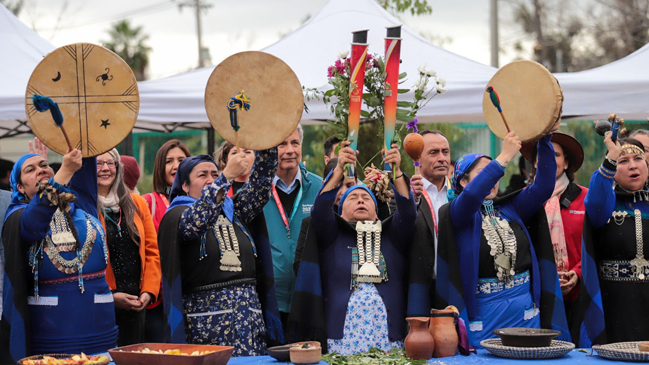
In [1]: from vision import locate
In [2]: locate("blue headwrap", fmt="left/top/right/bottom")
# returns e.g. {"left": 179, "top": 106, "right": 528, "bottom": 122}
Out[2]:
{"left": 447, "top": 153, "right": 491, "bottom": 201}
{"left": 5, "top": 153, "right": 40, "bottom": 222}
{"left": 168, "top": 154, "right": 217, "bottom": 203}
{"left": 338, "top": 185, "right": 379, "bottom": 215}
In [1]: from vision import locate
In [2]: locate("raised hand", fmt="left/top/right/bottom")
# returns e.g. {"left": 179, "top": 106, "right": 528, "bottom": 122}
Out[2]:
{"left": 496, "top": 131, "right": 521, "bottom": 167}
{"left": 29, "top": 137, "right": 48, "bottom": 159}
{"left": 223, "top": 150, "right": 251, "bottom": 181}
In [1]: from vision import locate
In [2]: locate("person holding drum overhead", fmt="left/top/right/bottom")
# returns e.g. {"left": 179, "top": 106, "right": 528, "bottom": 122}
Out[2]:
{"left": 1, "top": 146, "right": 118, "bottom": 362}
{"left": 1, "top": 42, "right": 142, "bottom": 362}
{"left": 158, "top": 149, "right": 282, "bottom": 356}
{"left": 574, "top": 133, "right": 649, "bottom": 346}
{"left": 436, "top": 131, "right": 572, "bottom": 348}
{"left": 96, "top": 148, "right": 161, "bottom": 346}
{"left": 288, "top": 142, "right": 416, "bottom": 354}
{"left": 215, "top": 140, "right": 255, "bottom": 196}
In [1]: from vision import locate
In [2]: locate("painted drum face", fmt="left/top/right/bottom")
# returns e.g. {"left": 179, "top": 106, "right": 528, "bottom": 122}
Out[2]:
{"left": 26, "top": 43, "right": 139, "bottom": 157}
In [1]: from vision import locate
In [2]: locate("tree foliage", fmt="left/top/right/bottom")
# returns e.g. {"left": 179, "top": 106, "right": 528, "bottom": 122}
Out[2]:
{"left": 508, "top": 0, "right": 649, "bottom": 72}
{"left": 102, "top": 20, "right": 152, "bottom": 81}
{"left": 376, "top": 0, "right": 432, "bottom": 16}
{"left": 0, "top": 0, "right": 23, "bottom": 15}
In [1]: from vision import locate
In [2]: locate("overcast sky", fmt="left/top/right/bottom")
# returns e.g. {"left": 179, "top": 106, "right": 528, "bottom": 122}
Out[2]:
{"left": 17, "top": 0, "right": 525, "bottom": 80}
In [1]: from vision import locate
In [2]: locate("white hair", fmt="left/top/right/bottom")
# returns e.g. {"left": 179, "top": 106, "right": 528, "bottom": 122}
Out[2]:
{"left": 296, "top": 124, "right": 304, "bottom": 143}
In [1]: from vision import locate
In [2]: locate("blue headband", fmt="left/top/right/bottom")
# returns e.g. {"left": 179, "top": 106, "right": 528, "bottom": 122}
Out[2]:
{"left": 9, "top": 153, "right": 40, "bottom": 203}
{"left": 448, "top": 153, "right": 490, "bottom": 201}
{"left": 338, "top": 185, "right": 378, "bottom": 215}
{"left": 169, "top": 154, "right": 217, "bottom": 203}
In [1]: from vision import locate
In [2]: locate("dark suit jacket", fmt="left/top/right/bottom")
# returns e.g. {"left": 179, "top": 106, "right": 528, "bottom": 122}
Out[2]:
{"left": 407, "top": 196, "right": 440, "bottom": 317}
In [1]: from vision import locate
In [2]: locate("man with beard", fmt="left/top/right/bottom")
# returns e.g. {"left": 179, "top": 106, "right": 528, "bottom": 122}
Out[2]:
{"left": 263, "top": 125, "right": 322, "bottom": 329}
{"left": 408, "top": 130, "right": 452, "bottom": 316}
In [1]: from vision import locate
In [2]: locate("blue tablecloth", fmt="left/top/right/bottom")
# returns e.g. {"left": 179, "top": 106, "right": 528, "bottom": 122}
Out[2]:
{"left": 106, "top": 349, "right": 629, "bottom": 364}
{"left": 222, "top": 350, "right": 628, "bottom": 364}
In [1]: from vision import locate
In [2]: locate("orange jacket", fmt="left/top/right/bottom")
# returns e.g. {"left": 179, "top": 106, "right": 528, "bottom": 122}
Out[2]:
{"left": 100, "top": 193, "right": 161, "bottom": 301}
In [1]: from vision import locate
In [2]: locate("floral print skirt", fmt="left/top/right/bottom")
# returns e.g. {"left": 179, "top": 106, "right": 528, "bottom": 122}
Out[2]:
{"left": 183, "top": 283, "right": 266, "bottom": 356}
{"left": 327, "top": 283, "right": 404, "bottom": 355}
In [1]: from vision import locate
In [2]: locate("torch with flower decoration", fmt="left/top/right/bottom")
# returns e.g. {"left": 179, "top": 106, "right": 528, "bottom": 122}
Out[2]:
{"left": 347, "top": 29, "right": 369, "bottom": 178}
{"left": 383, "top": 25, "right": 402, "bottom": 176}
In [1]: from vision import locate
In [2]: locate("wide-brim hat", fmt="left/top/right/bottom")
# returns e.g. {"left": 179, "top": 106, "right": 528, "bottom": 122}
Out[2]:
{"left": 521, "top": 131, "right": 584, "bottom": 174}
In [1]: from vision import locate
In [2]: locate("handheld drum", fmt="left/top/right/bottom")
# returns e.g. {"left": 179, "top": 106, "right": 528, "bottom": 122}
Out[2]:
{"left": 25, "top": 43, "right": 139, "bottom": 157}
{"left": 483, "top": 60, "right": 563, "bottom": 144}
{"left": 205, "top": 51, "right": 304, "bottom": 150}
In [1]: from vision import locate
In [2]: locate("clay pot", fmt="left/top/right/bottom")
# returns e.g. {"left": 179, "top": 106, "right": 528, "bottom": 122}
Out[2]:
{"left": 404, "top": 317, "right": 434, "bottom": 360}
{"left": 429, "top": 308, "right": 458, "bottom": 358}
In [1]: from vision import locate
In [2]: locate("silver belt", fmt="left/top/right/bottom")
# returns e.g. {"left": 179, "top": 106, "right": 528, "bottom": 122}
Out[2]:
{"left": 476, "top": 270, "right": 530, "bottom": 294}
{"left": 599, "top": 260, "right": 649, "bottom": 282}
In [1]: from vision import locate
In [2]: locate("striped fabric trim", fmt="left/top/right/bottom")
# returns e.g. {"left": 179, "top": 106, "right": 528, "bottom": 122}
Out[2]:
{"left": 28, "top": 296, "right": 58, "bottom": 306}
{"left": 598, "top": 164, "right": 615, "bottom": 179}
{"left": 94, "top": 293, "right": 114, "bottom": 304}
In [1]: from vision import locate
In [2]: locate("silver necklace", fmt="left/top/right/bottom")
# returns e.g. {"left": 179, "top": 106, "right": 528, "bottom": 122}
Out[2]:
{"left": 481, "top": 200, "right": 517, "bottom": 283}
{"left": 630, "top": 209, "right": 649, "bottom": 280}
{"left": 213, "top": 215, "right": 242, "bottom": 272}
{"left": 356, "top": 220, "right": 382, "bottom": 283}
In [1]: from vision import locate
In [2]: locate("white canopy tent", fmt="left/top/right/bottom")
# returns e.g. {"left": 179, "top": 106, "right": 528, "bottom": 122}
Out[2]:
{"left": 556, "top": 43, "right": 649, "bottom": 121}
{"left": 0, "top": 3, "right": 55, "bottom": 138}
{"left": 137, "top": 0, "right": 499, "bottom": 127}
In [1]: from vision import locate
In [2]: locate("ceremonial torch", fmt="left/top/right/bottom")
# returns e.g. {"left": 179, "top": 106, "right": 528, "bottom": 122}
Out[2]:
{"left": 347, "top": 29, "right": 369, "bottom": 178}
{"left": 383, "top": 25, "right": 402, "bottom": 177}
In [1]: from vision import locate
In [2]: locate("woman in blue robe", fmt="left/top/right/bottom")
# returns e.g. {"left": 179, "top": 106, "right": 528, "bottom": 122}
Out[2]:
{"left": 574, "top": 134, "right": 649, "bottom": 346}
{"left": 436, "top": 132, "right": 570, "bottom": 348}
{"left": 158, "top": 149, "right": 283, "bottom": 356}
{"left": 1, "top": 148, "right": 117, "bottom": 363}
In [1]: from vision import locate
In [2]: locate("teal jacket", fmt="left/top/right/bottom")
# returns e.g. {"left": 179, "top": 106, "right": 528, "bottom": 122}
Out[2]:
{"left": 263, "top": 163, "right": 322, "bottom": 313}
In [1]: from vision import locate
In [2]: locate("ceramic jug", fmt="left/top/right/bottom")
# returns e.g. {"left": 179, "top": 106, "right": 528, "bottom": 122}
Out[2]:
{"left": 429, "top": 308, "right": 458, "bottom": 358}
{"left": 404, "top": 317, "right": 434, "bottom": 360}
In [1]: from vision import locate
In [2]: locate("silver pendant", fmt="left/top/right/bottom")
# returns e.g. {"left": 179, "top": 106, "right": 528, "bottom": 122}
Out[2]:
{"left": 220, "top": 250, "right": 242, "bottom": 272}
{"left": 357, "top": 262, "right": 382, "bottom": 283}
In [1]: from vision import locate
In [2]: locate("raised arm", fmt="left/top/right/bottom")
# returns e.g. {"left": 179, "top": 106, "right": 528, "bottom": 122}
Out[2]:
{"left": 179, "top": 174, "right": 231, "bottom": 240}
{"left": 388, "top": 184, "right": 417, "bottom": 254}
{"left": 234, "top": 147, "right": 278, "bottom": 224}
{"left": 585, "top": 131, "right": 619, "bottom": 229}
{"left": 450, "top": 131, "right": 521, "bottom": 229}
{"left": 21, "top": 149, "right": 83, "bottom": 242}
{"left": 512, "top": 134, "right": 557, "bottom": 222}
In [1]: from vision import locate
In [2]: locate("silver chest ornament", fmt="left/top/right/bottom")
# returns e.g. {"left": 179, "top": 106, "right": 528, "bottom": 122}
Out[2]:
{"left": 356, "top": 220, "right": 383, "bottom": 283}
{"left": 214, "top": 215, "right": 242, "bottom": 272}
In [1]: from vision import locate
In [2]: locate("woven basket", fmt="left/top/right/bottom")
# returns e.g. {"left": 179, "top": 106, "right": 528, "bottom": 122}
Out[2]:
{"left": 481, "top": 338, "right": 575, "bottom": 359}
{"left": 593, "top": 342, "right": 649, "bottom": 362}
{"left": 18, "top": 353, "right": 110, "bottom": 365}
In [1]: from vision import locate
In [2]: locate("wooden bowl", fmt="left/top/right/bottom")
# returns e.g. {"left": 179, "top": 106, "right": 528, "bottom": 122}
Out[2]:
{"left": 289, "top": 342, "right": 322, "bottom": 364}
{"left": 492, "top": 327, "right": 561, "bottom": 348}
{"left": 268, "top": 344, "right": 296, "bottom": 362}
{"left": 108, "top": 343, "right": 233, "bottom": 365}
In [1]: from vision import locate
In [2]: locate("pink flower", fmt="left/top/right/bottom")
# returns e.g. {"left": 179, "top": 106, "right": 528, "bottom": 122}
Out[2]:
{"left": 335, "top": 59, "right": 346, "bottom": 75}
{"left": 327, "top": 66, "right": 335, "bottom": 78}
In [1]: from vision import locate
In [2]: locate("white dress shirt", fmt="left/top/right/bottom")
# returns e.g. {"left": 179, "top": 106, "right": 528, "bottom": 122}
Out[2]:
{"left": 422, "top": 177, "right": 450, "bottom": 279}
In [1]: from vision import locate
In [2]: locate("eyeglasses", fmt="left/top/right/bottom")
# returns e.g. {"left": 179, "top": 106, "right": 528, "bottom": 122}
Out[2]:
{"left": 97, "top": 160, "right": 117, "bottom": 169}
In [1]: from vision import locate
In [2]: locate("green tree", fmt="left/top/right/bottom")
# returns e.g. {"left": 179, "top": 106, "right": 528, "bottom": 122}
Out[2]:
{"left": 0, "top": 0, "right": 23, "bottom": 15}
{"left": 103, "top": 20, "right": 152, "bottom": 81}
{"left": 376, "top": 0, "right": 432, "bottom": 16}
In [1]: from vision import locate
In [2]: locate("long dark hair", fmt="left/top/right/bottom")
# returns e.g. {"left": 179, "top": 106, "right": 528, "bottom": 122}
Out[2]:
{"left": 152, "top": 139, "right": 190, "bottom": 194}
